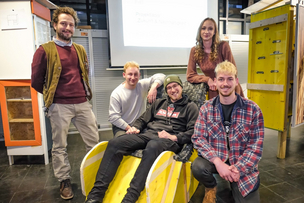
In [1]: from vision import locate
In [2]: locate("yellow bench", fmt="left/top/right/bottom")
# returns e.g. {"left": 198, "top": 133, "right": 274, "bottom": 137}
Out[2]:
{"left": 80, "top": 141, "right": 199, "bottom": 203}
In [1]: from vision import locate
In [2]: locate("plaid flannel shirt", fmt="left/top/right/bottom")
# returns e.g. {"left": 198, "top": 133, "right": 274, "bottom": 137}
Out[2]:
{"left": 192, "top": 94, "right": 264, "bottom": 197}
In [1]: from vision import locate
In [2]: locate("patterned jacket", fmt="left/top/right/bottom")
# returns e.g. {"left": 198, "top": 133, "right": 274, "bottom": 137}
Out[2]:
{"left": 192, "top": 94, "right": 264, "bottom": 197}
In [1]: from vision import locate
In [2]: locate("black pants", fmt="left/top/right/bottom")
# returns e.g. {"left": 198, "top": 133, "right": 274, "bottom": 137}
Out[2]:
{"left": 112, "top": 125, "right": 126, "bottom": 137}
{"left": 191, "top": 156, "right": 260, "bottom": 203}
{"left": 87, "top": 131, "right": 181, "bottom": 203}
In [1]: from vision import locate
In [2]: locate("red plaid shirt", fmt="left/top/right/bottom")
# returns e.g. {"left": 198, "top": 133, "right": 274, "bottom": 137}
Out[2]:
{"left": 192, "top": 94, "right": 264, "bottom": 197}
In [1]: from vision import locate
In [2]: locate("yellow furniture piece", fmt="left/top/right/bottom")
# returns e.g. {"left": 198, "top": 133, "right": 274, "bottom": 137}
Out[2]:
{"left": 247, "top": 4, "right": 295, "bottom": 158}
{"left": 248, "top": 4, "right": 294, "bottom": 132}
{"left": 80, "top": 141, "right": 199, "bottom": 203}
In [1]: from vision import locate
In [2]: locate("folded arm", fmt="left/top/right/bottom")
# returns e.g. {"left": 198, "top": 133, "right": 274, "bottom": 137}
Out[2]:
{"left": 186, "top": 47, "right": 211, "bottom": 84}
{"left": 146, "top": 73, "right": 166, "bottom": 103}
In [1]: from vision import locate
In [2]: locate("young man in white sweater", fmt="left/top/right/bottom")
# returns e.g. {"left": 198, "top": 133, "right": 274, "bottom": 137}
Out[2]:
{"left": 108, "top": 61, "right": 165, "bottom": 137}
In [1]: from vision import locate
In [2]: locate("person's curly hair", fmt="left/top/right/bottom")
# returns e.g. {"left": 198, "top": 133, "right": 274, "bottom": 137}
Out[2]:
{"left": 194, "top": 18, "right": 221, "bottom": 62}
{"left": 52, "top": 6, "right": 80, "bottom": 32}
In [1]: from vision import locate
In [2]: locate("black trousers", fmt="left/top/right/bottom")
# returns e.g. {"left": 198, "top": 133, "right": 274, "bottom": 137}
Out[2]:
{"left": 87, "top": 131, "right": 181, "bottom": 203}
{"left": 191, "top": 156, "right": 260, "bottom": 203}
{"left": 112, "top": 124, "right": 126, "bottom": 137}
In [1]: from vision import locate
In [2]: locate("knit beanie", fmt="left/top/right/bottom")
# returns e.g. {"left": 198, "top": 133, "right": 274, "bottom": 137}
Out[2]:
{"left": 164, "top": 75, "right": 183, "bottom": 92}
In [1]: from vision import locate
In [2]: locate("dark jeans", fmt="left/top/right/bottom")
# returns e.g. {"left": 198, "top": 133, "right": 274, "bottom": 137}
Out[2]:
{"left": 191, "top": 156, "right": 260, "bottom": 203}
{"left": 87, "top": 131, "right": 181, "bottom": 203}
{"left": 112, "top": 125, "right": 126, "bottom": 137}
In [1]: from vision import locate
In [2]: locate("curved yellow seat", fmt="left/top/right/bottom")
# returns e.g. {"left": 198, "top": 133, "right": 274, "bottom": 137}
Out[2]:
{"left": 80, "top": 141, "right": 198, "bottom": 203}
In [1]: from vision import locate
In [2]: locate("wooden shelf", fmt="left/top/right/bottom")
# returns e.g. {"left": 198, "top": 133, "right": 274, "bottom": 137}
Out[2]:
{"left": 0, "top": 80, "right": 41, "bottom": 147}
{"left": 9, "top": 118, "right": 34, "bottom": 123}
{"left": 7, "top": 98, "right": 32, "bottom": 102}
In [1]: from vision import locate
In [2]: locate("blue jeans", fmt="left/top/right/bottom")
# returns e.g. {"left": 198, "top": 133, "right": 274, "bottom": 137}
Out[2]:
{"left": 191, "top": 156, "right": 260, "bottom": 203}
{"left": 87, "top": 131, "right": 181, "bottom": 202}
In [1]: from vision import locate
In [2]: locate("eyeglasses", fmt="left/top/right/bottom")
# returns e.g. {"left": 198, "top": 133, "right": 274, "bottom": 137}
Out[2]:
{"left": 166, "top": 84, "right": 179, "bottom": 92}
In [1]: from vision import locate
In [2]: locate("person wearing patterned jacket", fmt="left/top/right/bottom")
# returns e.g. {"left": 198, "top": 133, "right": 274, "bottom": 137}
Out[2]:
{"left": 191, "top": 60, "right": 264, "bottom": 203}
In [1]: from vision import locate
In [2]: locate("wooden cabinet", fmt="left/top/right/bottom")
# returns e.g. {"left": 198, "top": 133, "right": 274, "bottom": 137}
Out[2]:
{"left": 0, "top": 0, "right": 55, "bottom": 165}
{"left": 0, "top": 80, "right": 41, "bottom": 146}
{"left": 0, "top": 80, "right": 50, "bottom": 165}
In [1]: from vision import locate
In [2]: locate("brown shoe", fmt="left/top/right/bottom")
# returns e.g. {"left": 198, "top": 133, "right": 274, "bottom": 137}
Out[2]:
{"left": 203, "top": 186, "right": 217, "bottom": 203}
{"left": 60, "top": 179, "right": 74, "bottom": 200}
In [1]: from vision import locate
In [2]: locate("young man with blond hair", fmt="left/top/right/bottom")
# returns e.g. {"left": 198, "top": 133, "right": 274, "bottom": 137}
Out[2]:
{"left": 191, "top": 60, "right": 264, "bottom": 203}
{"left": 108, "top": 61, "right": 165, "bottom": 137}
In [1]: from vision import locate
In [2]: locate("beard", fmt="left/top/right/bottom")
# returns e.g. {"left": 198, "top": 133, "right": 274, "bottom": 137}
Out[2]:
{"left": 169, "top": 92, "right": 182, "bottom": 102}
{"left": 219, "top": 91, "right": 234, "bottom": 97}
{"left": 219, "top": 86, "right": 235, "bottom": 97}
{"left": 57, "top": 30, "right": 73, "bottom": 41}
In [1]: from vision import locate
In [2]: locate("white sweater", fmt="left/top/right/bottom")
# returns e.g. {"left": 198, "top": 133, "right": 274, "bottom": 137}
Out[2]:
{"left": 108, "top": 73, "right": 165, "bottom": 130}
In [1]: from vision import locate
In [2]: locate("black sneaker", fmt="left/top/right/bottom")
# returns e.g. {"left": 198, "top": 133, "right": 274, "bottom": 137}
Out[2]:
{"left": 60, "top": 179, "right": 74, "bottom": 200}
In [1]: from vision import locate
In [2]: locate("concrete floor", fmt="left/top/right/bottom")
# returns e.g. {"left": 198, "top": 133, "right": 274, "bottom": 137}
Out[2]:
{"left": 1, "top": 126, "right": 304, "bottom": 203}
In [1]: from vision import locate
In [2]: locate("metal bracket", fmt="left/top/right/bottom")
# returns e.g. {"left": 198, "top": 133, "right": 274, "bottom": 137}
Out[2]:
{"left": 263, "top": 27, "right": 269, "bottom": 31}
{"left": 270, "top": 51, "right": 283, "bottom": 55}
{"left": 272, "top": 40, "right": 281, "bottom": 43}
{"left": 249, "top": 14, "right": 288, "bottom": 29}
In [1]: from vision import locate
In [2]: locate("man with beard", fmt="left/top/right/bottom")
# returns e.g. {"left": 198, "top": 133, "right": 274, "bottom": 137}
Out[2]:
{"left": 85, "top": 75, "right": 199, "bottom": 203}
{"left": 191, "top": 61, "right": 264, "bottom": 203}
{"left": 31, "top": 7, "right": 99, "bottom": 200}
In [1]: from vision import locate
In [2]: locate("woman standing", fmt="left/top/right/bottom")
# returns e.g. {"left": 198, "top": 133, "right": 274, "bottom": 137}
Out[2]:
{"left": 187, "top": 18, "right": 244, "bottom": 99}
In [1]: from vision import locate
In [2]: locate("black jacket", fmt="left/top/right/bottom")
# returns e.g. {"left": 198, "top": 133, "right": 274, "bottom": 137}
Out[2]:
{"left": 133, "top": 94, "right": 199, "bottom": 145}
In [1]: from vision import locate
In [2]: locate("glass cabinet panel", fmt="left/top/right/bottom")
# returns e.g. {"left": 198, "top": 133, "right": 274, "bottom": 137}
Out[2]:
{"left": 6, "top": 86, "right": 35, "bottom": 141}
{"left": 0, "top": 81, "right": 41, "bottom": 146}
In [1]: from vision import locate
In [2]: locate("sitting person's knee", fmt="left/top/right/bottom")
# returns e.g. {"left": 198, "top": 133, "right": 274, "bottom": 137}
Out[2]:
{"left": 144, "top": 140, "right": 164, "bottom": 155}
{"left": 146, "top": 140, "right": 159, "bottom": 149}
{"left": 108, "top": 136, "right": 124, "bottom": 147}
{"left": 191, "top": 157, "right": 210, "bottom": 178}
{"left": 191, "top": 158, "right": 203, "bottom": 177}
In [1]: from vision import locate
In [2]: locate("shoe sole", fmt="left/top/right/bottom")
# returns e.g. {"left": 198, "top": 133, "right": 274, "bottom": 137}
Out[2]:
{"left": 60, "top": 194, "right": 74, "bottom": 200}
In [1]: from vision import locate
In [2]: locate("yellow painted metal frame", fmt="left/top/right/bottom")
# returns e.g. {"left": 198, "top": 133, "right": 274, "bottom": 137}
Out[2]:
{"left": 248, "top": 4, "right": 294, "bottom": 131}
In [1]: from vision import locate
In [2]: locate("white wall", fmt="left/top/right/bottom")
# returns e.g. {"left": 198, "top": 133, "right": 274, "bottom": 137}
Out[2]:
{"left": 0, "top": 1, "right": 35, "bottom": 80}
{"left": 208, "top": 0, "right": 218, "bottom": 23}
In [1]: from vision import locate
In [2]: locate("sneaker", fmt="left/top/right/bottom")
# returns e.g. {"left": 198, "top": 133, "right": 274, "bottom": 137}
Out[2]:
{"left": 60, "top": 179, "right": 74, "bottom": 200}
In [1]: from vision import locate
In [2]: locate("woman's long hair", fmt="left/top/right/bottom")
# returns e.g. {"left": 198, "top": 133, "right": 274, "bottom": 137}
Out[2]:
{"left": 194, "top": 18, "right": 221, "bottom": 62}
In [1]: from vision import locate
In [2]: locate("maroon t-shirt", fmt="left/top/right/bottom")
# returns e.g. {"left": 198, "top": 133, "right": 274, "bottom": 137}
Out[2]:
{"left": 31, "top": 44, "right": 87, "bottom": 104}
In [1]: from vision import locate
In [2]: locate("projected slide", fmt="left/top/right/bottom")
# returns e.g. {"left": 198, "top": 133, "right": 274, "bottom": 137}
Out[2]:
{"left": 122, "top": 0, "right": 207, "bottom": 47}
{"left": 122, "top": 0, "right": 207, "bottom": 48}
{"left": 108, "top": 0, "right": 214, "bottom": 67}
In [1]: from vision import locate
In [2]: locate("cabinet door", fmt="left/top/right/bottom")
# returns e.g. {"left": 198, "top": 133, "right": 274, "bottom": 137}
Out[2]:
{"left": 247, "top": 5, "right": 293, "bottom": 131}
{"left": 0, "top": 80, "right": 41, "bottom": 146}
